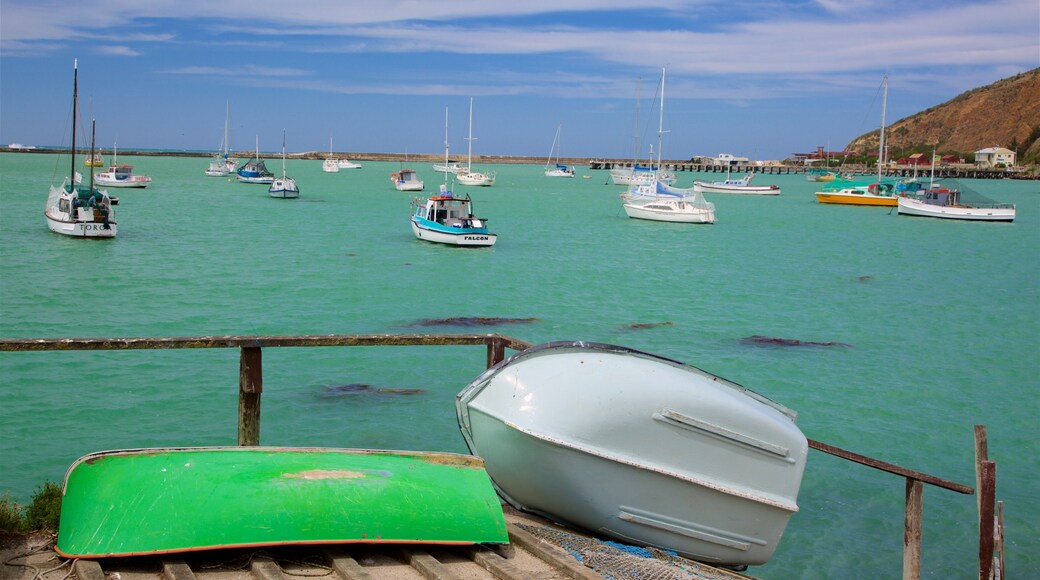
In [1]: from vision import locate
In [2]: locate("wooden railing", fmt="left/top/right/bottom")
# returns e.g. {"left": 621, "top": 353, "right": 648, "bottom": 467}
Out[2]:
{"left": 0, "top": 334, "right": 1002, "bottom": 579}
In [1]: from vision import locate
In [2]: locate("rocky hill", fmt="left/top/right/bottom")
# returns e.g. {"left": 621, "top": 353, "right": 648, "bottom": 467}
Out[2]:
{"left": 846, "top": 68, "right": 1040, "bottom": 163}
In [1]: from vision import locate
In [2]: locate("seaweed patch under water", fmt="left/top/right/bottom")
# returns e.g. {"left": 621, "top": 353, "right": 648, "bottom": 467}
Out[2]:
{"left": 319, "top": 383, "right": 426, "bottom": 397}
{"left": 404, "top": 317, "right": 540, "bottom": 327}
{"left": 740, "top": 335, "right": 852, "bottom": 348}
{"left": 624, "top": 321, "right": 674, "bottom": 330}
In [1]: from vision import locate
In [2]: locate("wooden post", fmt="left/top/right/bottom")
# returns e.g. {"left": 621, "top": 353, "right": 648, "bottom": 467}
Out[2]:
{"left": 996, "top": 501, "right": 1005, "bottom": 580}
{"left": 978, "top": 460, "right": 996, "bottom": 580}
{"left": 974, "top": 424, "right": 989, "bottom": 525}
{"left": 486, "top": 337, "right": 505, "bottom": 369}
{"left": 903, "top": 478, "right": 924, "bottom": 580}
{"left": 238, "top": 346, "right": 262, "bottom": 446}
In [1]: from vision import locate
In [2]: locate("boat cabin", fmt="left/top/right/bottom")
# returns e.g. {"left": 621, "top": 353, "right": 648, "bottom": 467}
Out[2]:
{"left": 420, "top": 191, "right": 483, "bottom": 228}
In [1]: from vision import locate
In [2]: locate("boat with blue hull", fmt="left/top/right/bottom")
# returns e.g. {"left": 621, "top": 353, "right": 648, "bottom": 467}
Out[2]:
{"left": 410, "top": 185, "right": 497, "bottom": 247}
{"left": 237, "top": 136, "right": 275, "bottom": 184}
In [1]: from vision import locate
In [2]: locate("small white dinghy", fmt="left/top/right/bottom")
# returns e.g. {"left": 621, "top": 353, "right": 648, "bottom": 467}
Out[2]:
{"left": 456, "top": 341, "right": 808, "bottom": 567}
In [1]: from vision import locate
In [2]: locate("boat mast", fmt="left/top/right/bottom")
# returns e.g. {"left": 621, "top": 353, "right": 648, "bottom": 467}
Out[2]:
{"left": 466, "top": 97, "right": 474, "bottom": 171}
{"left": 88, "top": 119, "right": 96, "bottom": 192}
{"left": 878, "top": 75, "right": 887, "bottom": 185}
{"left": 443, "top": 107, "right": 450, "bottom": 187}
{"left": 71, "top": 59, "right": 78, "bottom": 187}
{"left": 657, "top": 67, "right": 666, "bottom": 171}
{"left": 223, "top": 101, "right": 230, "bottom": 158}
{"left": 281, "top": 129, "right": 287, "bottom": 177}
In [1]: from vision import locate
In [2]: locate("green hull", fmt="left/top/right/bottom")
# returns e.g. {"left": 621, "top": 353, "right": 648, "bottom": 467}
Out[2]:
{"left": 56, "top": 447, "right": 509, "bottom": 558}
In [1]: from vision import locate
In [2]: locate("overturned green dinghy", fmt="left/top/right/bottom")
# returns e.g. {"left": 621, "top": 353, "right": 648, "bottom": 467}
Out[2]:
{"left": 56, "top": 447, "right": 509, "bottom": 558}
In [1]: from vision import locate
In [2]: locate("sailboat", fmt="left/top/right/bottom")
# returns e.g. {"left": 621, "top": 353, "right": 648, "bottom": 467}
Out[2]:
{"left": 94, "top": 142, "right": 152, "bottom": 188}
{"left": 322, "top": 136, "right": 340, "bottom": 173}
{"left": 45, "top": 59, "right": 117, "bottom": 238}
{"left": 621, "top": 68, "right": 715, "bottom": 224}
{"left": 610, "top": 78, "right": 676, "bottom": 186}
{"left": 544, "top": 125, "right": 575, "bottom": 177}
{"left": 204, "top": 102, "right": 236, "bottom": 176}
{"left": 456, "top": 98, "right": 495, "bottom": 187}
{"left": 815, "top": 76, "right": 899, "bottom": 206}
{"left": 269, "top": 130, "right": 299, "bottom": 199}
{"left": 236, "top": 135, "right": 275, "bottom": 184}
{"left": 410, "top": 107, "right": 497, "bottom": 246}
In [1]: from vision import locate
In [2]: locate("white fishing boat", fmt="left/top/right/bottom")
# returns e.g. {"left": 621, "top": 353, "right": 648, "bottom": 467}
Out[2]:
{"left": 45, "top": 60, "right": 117, "bottom": 238}
{"left": 204, "top": 102, "right": 236, "bottom": 176}
{"left": 410, "top": 108, "right": 496, "bottom": 247}
{"left": 93, "top": 143, "right": 152, "bottom": 188}
{"left": 897, "top": 182, "right": 1015, "bottom": 222}
{"left": 544, "top": 125, "right": 575, "bottom": 177}
{"left": 619, "top": 68, "right": 715, "bottom": 224}
{"left": 410, "top": 186, "right": 496, "bottom": 246}
{"left": 456, "top": 341, "right": 808, "bottom": 567}
{"left": 236, "top": 136, "right": 275, "bottom": 184}
{"left": 694, "top": 173, "right": 780, "bottom": 195}
{"left": 433, "top": 161, "right": 463, "bottom": 174}
{"left": 456, "top": 98, "right": 495, "bottom": 187}
{"left": 391, "top": 168, "right": 424, "bottom": 191}
{"left": 269, "top": 130, "right": 299, "bottom": 199}
{"left": 337, "top": 158, "right": 362, "bottom": 170}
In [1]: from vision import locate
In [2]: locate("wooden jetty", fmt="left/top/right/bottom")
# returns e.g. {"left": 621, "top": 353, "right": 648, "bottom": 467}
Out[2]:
{"left": 587, "top": 159, "right": 1035, "bottom": 180}
{"left": 0, "top": 334, "right": 1006, "bottom": 580}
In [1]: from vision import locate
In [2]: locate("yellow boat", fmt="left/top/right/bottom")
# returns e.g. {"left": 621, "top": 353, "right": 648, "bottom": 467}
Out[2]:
{"left": 815, "top": 183, "right": 898, "bottom": 206}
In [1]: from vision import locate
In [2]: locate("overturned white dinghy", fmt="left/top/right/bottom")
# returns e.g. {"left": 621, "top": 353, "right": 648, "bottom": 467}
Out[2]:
{"left": 456, "top": 341, "right": 808, "bottom": 567}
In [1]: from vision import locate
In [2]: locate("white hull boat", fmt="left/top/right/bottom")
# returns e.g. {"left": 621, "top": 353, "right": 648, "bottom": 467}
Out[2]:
{"left": 337, "top": 159, "right": 362, "bottom": 169}
{"left": 205, "top": 102, "right": 236, "bottom": 176}
{"left": 269, "top": 130, "right": 299, "bottom": 199}
{"left": 544, "top": 125, "right": 575, "bottom": 177}
{"left": 45, "top": 60, "right": 117, "bottom": 239}
{"left": 433, "top": 162, "right": 463, "bottom": 174}
{"left": 694, "top": 174, "right": 779, "bottom": 195}
{"left": 410, "top": 185, "right": 496, "bottom": 247}
{"left": 456, "top": 341, "right": 808, "bottom": 566}
{"left": 897, "top": 185, "right": 1015, "bottom": 221}
{"left": 457, "top": 97, "right": 495, "bottom": 187}
{"left": 392, "top": 168, "right": 424, "bottom": 191}
{"left": 622, "top": 194, "right": 716, "bottom": 223}
{"left": 322, "top": 158, "right": 340, "bottom": 173}
{"left": 459, "top": 343, "right": 807, "bottom": 565}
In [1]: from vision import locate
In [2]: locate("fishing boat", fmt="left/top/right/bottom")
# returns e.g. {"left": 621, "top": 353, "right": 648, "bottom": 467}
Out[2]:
{"left": 816, "top": 76, "right": 896, "bottom": 206}
{"left": 456, "top": 341, "right": 808, "bottom": 567}
{"left": 204, "top": 102, "right": 236, "bottom": 176}
{"left": 269, "top": 130, "right": 299, "bottom": 199}
{"left": 694, "top": 173, "right": 780, "bottom": 195}
{"left": 55, "top": 446, "right": 509, "bottom": 558}
{"left": 544, "top": 125, "right": 575, "bottom": 177}
{"left": 897, "top": 181, "right": 1015, "bottom": 222}
{"left": 93, "top": 143, "right": 152, "bottom": 188}
{"left": 456, "top": 98, "right": 495, "bottom": 187}
{"left": 84, "top": 152, "right": 104, "bottom": 167}
{"left": 391, "top": 168, "right": 424, "bottom": 191}
{"left": 236, "top": 135, "right": 275, "bottom": 184}
{"left": 411, "top": 185, "right": 496, "bottom": 247}
{"left": 45, "top": 60, "right": 117, "bottom": 238}
{"left": 322, "top": 136, "right": 340, "bottom": 173}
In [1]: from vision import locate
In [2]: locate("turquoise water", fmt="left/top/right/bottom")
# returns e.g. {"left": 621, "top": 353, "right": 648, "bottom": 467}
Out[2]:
{"left": 1, "top": 152, "right": 1037, "bottom": 578}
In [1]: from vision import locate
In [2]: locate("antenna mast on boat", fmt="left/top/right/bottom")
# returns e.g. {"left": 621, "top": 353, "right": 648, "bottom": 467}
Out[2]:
{"left": 443, "top": 107, "right": 450, "bottom": 187}
{"left": 88, "top": 118, "right": 96, "bottom": 192}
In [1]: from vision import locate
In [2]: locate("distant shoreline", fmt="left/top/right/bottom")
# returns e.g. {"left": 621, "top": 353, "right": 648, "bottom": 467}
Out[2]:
{"left": 0, "top": 147, "right": 585, "bottom": 166}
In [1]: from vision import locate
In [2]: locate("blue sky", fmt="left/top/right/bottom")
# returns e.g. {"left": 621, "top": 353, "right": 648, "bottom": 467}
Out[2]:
{"left": 1, "top": 1, "right": 1037, "bottom": 161}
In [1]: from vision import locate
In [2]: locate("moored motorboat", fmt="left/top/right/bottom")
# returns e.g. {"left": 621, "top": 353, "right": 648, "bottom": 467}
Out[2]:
{"left": 93, "top": 144, "right": 152, "bottom": 188}
{"left": 45, "top": 60, "right": 117, "bottom": 239}
{"left": 56, "top": 446, "right": 508, "bottom": 557}
{"left": 897, "top": 182, "right": 1015, "bottom": 221}
{"left": 694, "top": 173, "right": 780, "bottom": 195}
{"left": 456, "top": 341, "right": 808, "bottom": 566}
{"left": 392, "top": 168, "right": 424, "bottom": 191}
{"left": 410, "top": 184, "right": 496, "bottom": 246}
{"left": 815, "top": 181, "right": 898, "bottom": 206}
